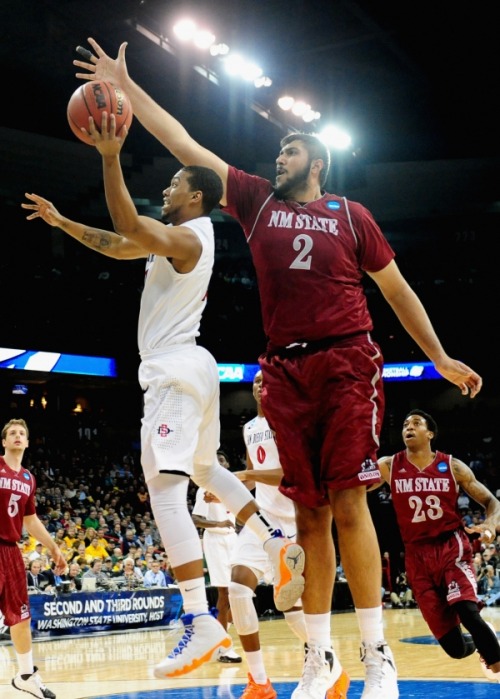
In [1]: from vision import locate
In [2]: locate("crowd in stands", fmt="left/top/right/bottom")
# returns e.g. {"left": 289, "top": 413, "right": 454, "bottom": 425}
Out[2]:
{"left": 11, "top": 422, "right": 500, "bottom": 607}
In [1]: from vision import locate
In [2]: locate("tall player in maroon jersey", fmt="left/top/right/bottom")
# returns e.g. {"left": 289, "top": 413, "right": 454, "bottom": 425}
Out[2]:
{"left": 376, "top": 409, "right": 500, "bottom": 681}
{"left": 0, "top": 419, "right": 66, "bottom": 698}
{"left": 74, "top": 38, "right": 482, "bottom": 699}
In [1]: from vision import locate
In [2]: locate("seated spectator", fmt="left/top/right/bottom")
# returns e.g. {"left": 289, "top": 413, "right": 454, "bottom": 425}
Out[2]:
{"left": 390, "top": 571, "right": 415, "bottom": 608}
{"left": 84, "top": 508, "right": 99, "bottom": 530}
{"left": 61, "top": 562, "right": 82, "bottom": 591}
{"left": 143, "top": 560, "right": 169, "bottom": 588}
{"left": 122, "top": 528, "right": 140, "bottom": 555}
{"left": 74, "top": 542, "right": 92, "bottom": 570}
{"left": 101, "top": 557, "right": 117, "bottom": 579}
{"left": 121, "top": 557, "right": 144, "bottom": 588}
{"left": 72, "top": 529, "right": 87, "bottom": 551}
{"left": 64, "top": 523, "right": 78, "bottom": 549}
{"left": 26, "top": 559, "right": 51, "bottom": 593}
{"left": 81, "top": 558, "right": 111, "bottom": 590}
{"left": 28, "top": 542, "right": 44, "bottom": 562}
{"left": 478, "top": 565, "right": 500, "bottom": 606}
{"left": 85, "top": 535, "right": 109, "bottom": 560}
{"left": 94, "top": 526, "right": 112, "bottom": 552}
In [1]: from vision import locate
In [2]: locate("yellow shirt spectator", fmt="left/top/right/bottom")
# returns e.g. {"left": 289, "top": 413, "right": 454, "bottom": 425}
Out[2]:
{"left": 85, "top": 538, "right": 109, "bottom": 560}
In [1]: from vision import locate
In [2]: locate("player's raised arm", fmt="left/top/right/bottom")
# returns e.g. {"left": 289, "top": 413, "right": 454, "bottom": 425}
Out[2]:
{"left": 21, "top": 193, "right": 147, "bottom": 260}
{"left": 74, "top": 38, "right": 229, "bottom": 204}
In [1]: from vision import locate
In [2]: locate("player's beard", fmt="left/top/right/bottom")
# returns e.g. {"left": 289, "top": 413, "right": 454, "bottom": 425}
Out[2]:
{"left": 273, "top": 161, "right": 311, "bottom": 199}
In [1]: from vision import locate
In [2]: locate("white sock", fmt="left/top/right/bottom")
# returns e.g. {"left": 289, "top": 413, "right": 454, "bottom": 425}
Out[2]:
{"left": 16, "top": 650, "right": 34, "bottom": 676}
{"left": 246, "top": 649, "right": 267, "bottom": 684}
{"left": 178, "top": 577, "right": 209, "bottom": 615}
{"left": 304, "top": 612, "right": 332, "bottom": 648}
{"left": 356, "top": 606, "right": 384, "bottom": 643}
{"left": 285, "top": 609, "right": 308, "bottom": 643}
{"left": 245, "top": 512, "right": 277, "bottom": 544}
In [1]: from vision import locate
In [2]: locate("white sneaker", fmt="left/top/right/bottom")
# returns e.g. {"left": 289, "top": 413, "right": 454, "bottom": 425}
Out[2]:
{"left": 12, "top": 667, "right": 56, "bottom": 698}
{"left": 478, "top": 621, "right": 500, "bottom": 682}
{"left": 154, "top": 611, "right": 232, "bottom": 678}
{"left": 264, "top": 531, "right": 305, "bottom": 611}
{"left": 360, "top": 641, "right": 398, "bottom": 698}
{"left": 217, "top": 646, "right": 243, "bottom": 663}
{"left": 291, "top": 645, "right": 350, "bottom": 699}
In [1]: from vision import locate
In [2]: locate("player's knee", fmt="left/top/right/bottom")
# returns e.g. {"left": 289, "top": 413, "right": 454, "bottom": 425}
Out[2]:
{"left": 438, "top": 626, "right": 475, "bottom": 659}
{"left": 229, "top": 581, "right": 259, "bottom": 636}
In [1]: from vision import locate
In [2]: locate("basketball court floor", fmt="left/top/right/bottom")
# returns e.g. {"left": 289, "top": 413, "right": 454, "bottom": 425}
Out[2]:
{"left": 1, "top": 607, "right": 499, "bottom": 698}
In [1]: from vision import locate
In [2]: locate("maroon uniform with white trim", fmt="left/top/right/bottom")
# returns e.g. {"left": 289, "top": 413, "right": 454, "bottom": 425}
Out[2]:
{"left": 390, "top": 450, "right": 478, "bottom": 639}
{"left": 223, "top": 167, "right": 394, "bottom": 506}
{"left": 0, "top": 455, "right": 36, "bottom": 626}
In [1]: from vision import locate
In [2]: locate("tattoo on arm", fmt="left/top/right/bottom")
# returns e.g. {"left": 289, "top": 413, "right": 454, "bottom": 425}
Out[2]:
{"left": 82, "top": 229, "right": 112, "bottom": 249}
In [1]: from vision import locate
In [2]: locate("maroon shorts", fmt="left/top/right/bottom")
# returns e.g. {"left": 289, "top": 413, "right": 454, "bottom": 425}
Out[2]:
{"left": 0, "top": 543, "right": 31, "bottom": 626}
{"left": 260, "top": 333, "right": 384, "bottom": 508}
{"left": 405, "top": 529, "right": 478, "bottom": 640}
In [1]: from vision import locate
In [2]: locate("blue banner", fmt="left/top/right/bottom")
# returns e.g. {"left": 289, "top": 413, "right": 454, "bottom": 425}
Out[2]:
{"left": 29, "top": 588, "right": 183, "bottom": 637}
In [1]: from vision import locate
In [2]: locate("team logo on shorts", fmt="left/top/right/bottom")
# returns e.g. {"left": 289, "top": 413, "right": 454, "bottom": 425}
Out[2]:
{"left": 358, "top": 458, "right": 381, "bottom": 482}
{"left": 157, "top": 424, "right": 174, "bottom": 438}
{"left": 446, "top": 580, "right": 461, "bottom": 602}
{"left": 20, "top": 604, "right": 30, "bottom": 620}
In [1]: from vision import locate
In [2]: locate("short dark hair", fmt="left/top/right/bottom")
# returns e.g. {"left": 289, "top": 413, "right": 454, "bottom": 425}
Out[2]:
{"left": 404, "top": 409, "right": 438, "bottom": 440}
{"left": 182, "top": 165, "right": 223, "bottom": 214}
{"left": 280, "top": 132, "right": 331, "bottom": 187}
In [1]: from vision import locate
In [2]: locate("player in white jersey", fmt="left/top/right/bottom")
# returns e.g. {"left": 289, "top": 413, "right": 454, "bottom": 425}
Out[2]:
{"left": 22, "top": 115, "right": 304, "bottom": 679}
{"left": 192, "top": 451, "right": 242, "bottom": 663}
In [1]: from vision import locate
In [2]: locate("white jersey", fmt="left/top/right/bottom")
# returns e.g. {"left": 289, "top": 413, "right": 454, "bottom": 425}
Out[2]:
{"left": 244, "top": 415, "right": 295, "bottom": 521}
{"left": 138, "top": 216, "right": 214, "bottom": 354}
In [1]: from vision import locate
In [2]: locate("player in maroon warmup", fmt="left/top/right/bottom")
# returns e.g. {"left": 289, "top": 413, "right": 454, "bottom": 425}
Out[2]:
{"left": 0, "top": 419, "right": 66, "bottom": 698}
{"left": 376, "top": 409, "right": 500, "bottom": 681}
{"left": 74, "top": 38, "right": 482, "bottom": 699}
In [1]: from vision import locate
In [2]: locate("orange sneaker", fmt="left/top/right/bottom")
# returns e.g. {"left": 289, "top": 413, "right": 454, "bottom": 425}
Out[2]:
{"left": 264, "top": 533, "right": 305, "bottom": 611}
{"left": 326, "top": 668, "right": 350, "bottom": 698}
{"left": 240, "top": 673, "right": 277, "bottom": 699}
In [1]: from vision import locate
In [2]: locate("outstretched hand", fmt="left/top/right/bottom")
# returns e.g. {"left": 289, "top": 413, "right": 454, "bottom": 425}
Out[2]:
{"left": 74, "top": 38, "right": 129, "bottom": 87}
{"left": 434, "top": 357, "right": 482, "bottom": 398}
{"left": 21, "top": 193, "right": 62, "bottom": 226}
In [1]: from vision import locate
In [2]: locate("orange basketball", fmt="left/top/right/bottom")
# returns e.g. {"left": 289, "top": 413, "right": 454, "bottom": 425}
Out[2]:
{"left": 67, "top": 80, "right": 133, "bottom": 146}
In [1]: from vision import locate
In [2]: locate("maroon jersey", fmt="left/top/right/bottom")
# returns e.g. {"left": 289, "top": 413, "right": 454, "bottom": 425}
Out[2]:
{"left": 224, "top": 167, "right": 395, "bottom": 349}
{"left": 390, "top": 450, "right": 462, "bottom": 546}
{"left": 0, "top": 455, "right": 36, "bottom": 542}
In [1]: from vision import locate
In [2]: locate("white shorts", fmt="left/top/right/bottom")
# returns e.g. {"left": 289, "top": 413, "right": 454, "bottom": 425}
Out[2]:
{"left": 202, "top": 530, "right": 238, "bottom": 587}
{"left": 230, "top": 512, "right": 296, "bottom": 584}
{"left": 139, "top": 344, "right": 220, "bottom": 483}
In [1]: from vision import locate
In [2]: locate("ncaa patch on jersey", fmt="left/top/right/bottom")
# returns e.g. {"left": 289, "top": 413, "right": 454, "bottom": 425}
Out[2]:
{"left": 327, "top": 200, "right": 341, "bottom": 210}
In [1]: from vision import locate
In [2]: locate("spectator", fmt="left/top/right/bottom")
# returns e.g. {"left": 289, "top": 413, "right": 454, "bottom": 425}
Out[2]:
{"left": 26, "top": 559, "right": 50, "bottom": 592}
{"left": 28, "top": 543, "right": 44, "bottom": 562}
{"left": 85, "top": 535, "right": 109, "bottom": 561}
{"left": 121, "top": 558, "right": 144, "bottom": 589}
{"left": 478, "top": 565, "right": 500, "bottom": 607}
{"left": 143, "top": 560, "right": 170, "bottom": 588}
{"left": 81, "top": 558, "right": 111, "bottom": 589}
{"left": 389, "top": 572, "right": 415, "bottom": 608}
{"left": 83, "top": 508, "right": 99, "bottom": 530}
{"left": 61, "top": 562, "right": 82, "bottom": 592}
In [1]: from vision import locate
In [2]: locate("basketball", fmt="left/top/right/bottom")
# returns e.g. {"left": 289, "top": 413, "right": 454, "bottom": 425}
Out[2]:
{"left": 67, "top": 80, "right": 133, "bottom": 146}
